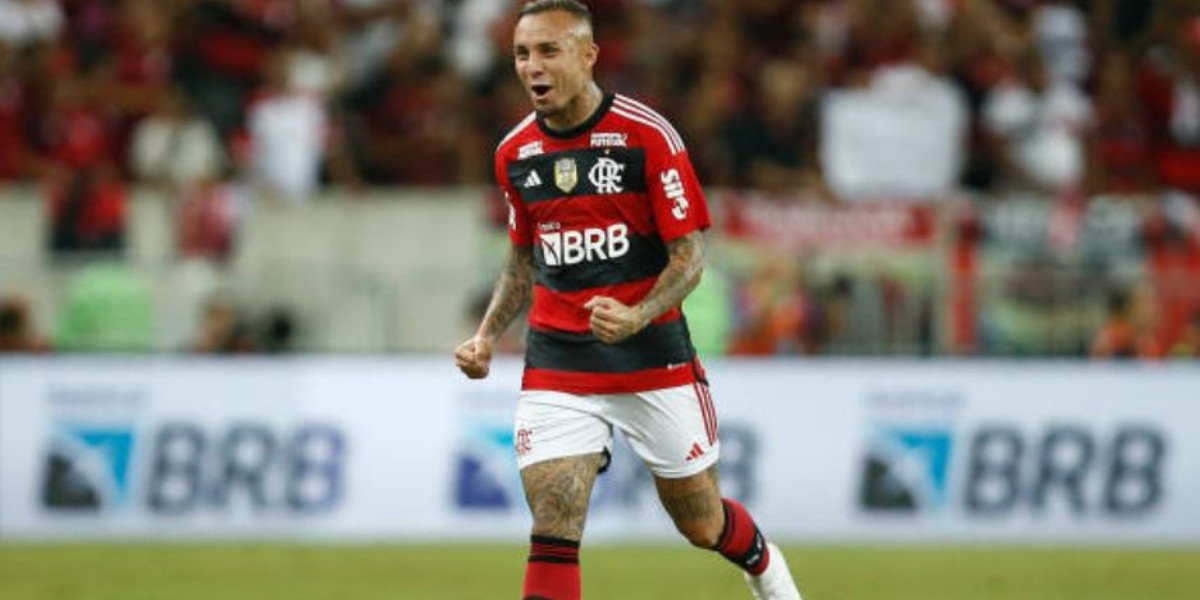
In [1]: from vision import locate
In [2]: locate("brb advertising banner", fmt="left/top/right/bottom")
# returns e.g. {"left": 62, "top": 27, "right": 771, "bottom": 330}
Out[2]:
{"left": 1, "top": 358, "right": 1198, "bottom": 543}
{"left": 0, "top": 357, "right": 473, "bottom": 540}
{"left": 707, "top": 361, "right": 1200, "bottom": 544}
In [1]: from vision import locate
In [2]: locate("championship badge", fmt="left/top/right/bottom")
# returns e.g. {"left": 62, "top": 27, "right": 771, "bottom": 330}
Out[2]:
{"left": 554, "top": 157, "right": 578, "bottom": 193}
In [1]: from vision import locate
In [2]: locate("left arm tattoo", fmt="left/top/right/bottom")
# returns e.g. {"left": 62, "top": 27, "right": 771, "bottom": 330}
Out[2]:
{"left": 635, "top": 231, "right": 706, "bottom": 324}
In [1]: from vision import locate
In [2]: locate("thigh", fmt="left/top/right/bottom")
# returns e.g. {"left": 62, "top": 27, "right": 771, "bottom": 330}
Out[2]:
{"left": 521, "top": 453, "right": 607, "bottom": 540}
{"left": 610, "top": 383, "right": 720, "bottom": 478}
{"left": 515, "top": 390, "right": 613, "bottom": 471}
{"left": 655, "top": 465, "right": 724, "bottom": 530}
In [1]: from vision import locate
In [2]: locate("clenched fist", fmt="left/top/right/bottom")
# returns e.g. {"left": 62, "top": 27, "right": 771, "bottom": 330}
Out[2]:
{"left": 455, "top": 335, "right": 494, "bottom": 379}
{"left": 584, "top": 296, "right": 648, "bottom": 344}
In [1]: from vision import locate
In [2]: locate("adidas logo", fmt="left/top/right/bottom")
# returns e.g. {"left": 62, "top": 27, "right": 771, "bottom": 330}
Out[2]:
{"left": 523, "top": 170, "right": 543, "bottom": 188}
{"left": 685, "top": 442, "right": 706, "bottom": 462}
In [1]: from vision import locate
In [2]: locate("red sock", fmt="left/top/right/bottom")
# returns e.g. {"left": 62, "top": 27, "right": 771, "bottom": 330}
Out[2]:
{"left": 715, "top": 498, "right": 771, "bottom": 576}
{"left": 522, "top": 535, "right": 581, "bottom": 600}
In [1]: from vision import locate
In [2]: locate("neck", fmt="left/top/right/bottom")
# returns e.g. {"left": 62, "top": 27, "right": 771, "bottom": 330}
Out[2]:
{"left": 544, "top": 82, "right": 603, "bottom": 131}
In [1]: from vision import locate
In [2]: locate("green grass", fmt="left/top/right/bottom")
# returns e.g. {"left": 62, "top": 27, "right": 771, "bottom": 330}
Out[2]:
{"left": 1, "top": 544, "right": 1197, "bottom": 600}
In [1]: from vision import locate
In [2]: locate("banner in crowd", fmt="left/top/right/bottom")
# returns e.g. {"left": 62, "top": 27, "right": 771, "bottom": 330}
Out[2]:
{"left": 1, "top": 358, "right": 1197, "bottom": 543}
{"left": 717, "top": 193, "right": 937, "bottom": 249}
{"left": 820, "top": 69, "right": 967, "bottom": 200}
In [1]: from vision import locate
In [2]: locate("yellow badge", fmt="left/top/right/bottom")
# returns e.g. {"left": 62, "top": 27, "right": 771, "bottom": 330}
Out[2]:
{"left": 554, "top": 157, "right": 578, "bottom": 193}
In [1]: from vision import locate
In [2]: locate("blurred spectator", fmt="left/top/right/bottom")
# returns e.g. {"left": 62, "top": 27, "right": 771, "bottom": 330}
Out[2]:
{"left": 55, "top": 262, "right": 154, "bottom": 352}
{"left": 1092, "top": 0, "right": 1157, "bottom": 51}
{"left": 0, "top": 292, "right": 49, "bottom": 353}
{"left": 723, "top": 57, "right": 824, "bottom": 194}
{"left": 0, "top": 0, "right": 64, "bottom": 50}
{"left": 175, "top": 180, "right": 245, "bottom": 263}
{"left": 172, "top": 0, "right": 285, "bottom": 138}
{"left": 38, "top": 73, "right": 111, "bottom": 172}
{"left": 1088, "top": 51, "right": 1155, "bottom": 194}
{"left": 258, "top": 305, "right": 298, "bottom": 353}
{"left": 337, "top": 0, "right": 432, "bottom": 88}
{"left": 1089, "top": 285, "right": 1165, "bottom": 359}
{"left": 1169, "top": 311, "right": 1200, "bottom": 357}
{"left": 1031, "top": 0, "right": 1089, "bottom": 86}
{"left": 983, "top": 50, "right": 1091, "bottom": 194}
{"left": 189, "top": 294, "right": 256, "bottom": 354}
{"left": 95, "top": 0, "right": 180, "bottom": 170}
{"left": 730, "top": 256, "right": 822, "bottom": 355}
{"left": 129, "top": 89, "right": 226, "bottom": 189}
{"left": 447, "top": 0, "right": 513, "bottom": 83}
{"left": 244, "top": 48, "right": 328, "bottom": 201}
{"left": 1140, "top": 15, "right": 1200, "bottom": 194}
{"left": 47, "top": 169, "right": 127, "bottom": 256}
{"left": 840, "top": 0, "right": 920, "bottom": 84}
{"left": 341, "top": 53, "right": 481, "bottom": 184}
{"left": 38, "top": 72, "right": 128, "bottom": 255}
{"left": 0, "top": 40, "right": 34, "bottom": 182}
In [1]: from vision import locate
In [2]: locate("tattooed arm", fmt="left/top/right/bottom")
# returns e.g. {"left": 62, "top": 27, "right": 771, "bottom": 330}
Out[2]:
{"left": 455, "top": 245, "right": 535, "bottom": 378}
{"left": 584, "top": 231, "right": 705, "bottom": 344}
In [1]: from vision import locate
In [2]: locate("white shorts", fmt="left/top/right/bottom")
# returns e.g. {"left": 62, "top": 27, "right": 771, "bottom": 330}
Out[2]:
{"left": 513, "top": 383, "right": 720, "bottom": 479}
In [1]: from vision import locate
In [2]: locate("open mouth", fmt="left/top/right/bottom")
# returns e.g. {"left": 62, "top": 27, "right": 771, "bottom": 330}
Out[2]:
{"left": 530, "top": 84, "right": 552, "bottom": 100}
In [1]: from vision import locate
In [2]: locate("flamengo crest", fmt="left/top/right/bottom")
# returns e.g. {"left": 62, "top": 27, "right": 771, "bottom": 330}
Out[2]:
{"left": 588, "top": 157, "right": 625, "bottom": 194}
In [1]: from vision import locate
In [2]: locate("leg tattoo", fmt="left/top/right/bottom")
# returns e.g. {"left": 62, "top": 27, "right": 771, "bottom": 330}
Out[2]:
{"left": 519, "top": 454, "right": 604, "bottom": 600}
{"left": 655, "top": 466, "right": 725, "bottom": 548}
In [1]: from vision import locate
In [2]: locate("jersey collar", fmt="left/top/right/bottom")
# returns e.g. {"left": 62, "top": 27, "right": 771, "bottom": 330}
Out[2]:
{"left": 536, "top": 92, "right": 615, "bottom": 140}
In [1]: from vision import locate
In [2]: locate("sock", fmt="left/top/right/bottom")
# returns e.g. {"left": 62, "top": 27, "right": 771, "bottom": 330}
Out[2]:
{"left": 522, "top": 535, "right": 581, "bottom": 600}
{"left": 715, "top": 498, "right": 771, "bottom": 576}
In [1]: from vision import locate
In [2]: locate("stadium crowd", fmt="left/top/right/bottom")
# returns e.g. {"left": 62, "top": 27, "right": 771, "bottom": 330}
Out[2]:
{"left": 1, "top": 0, "right": 1200, "bottom": 358}
{"left": 1, "top": 0, "right": 1198, "bottom": 194}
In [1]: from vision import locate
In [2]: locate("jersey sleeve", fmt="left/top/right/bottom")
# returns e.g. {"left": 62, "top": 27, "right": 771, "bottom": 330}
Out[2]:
{"left": 643, "top": 129, "right": 711, "bottom": 243}
{"left": 495, "top": 149, "right": 532, "bottom": 247}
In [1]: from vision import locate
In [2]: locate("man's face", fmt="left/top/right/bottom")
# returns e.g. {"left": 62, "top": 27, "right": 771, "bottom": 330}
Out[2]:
{"left": 512, "top": 10, "right": 597, "bottom": 116}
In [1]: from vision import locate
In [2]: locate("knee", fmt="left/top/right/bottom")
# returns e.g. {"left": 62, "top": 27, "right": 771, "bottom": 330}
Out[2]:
{"left": 674, "top": 516, "right": 724, "bottom": 549}
{"left": 528, "top": 495, "right": 588, "bottom": 540}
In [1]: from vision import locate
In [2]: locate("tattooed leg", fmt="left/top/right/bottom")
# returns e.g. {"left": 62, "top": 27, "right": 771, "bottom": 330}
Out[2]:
{"left": 521, "top": 453, "right": 605, "bottom": 541}
{"left": 520, "top": 454, "right": 603, "bottom": 600}
{"left": 655, "top": 465, "right": 725, "bottom": 548}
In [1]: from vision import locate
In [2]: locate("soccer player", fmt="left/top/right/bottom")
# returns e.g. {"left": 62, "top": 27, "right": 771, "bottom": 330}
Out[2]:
{"left": 455, "top": 2, "right": 803, "bottom": 599}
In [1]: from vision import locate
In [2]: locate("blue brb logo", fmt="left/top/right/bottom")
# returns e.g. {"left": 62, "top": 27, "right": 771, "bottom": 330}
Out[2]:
{"left": 42, "top": 423, "right": 137, "bottom": 511}
{"left": 859, "top": 426, "right": 954, "bottom": 513}
{"left": 454, "top": 422, "right": 520, "bottom": 509}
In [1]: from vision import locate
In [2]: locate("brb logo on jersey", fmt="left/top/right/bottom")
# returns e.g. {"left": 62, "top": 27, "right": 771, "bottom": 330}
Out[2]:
{"left": 661, "top": 169, "right": 689, "bottom": 220}
{"left": 540, "top": 223, "right": 630, "bottom": 266}
{"left": 588, "top": 157, "right": 626, "bottom": 194}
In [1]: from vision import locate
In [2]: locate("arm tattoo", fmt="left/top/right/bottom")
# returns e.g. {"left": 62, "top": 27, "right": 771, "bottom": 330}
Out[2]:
{"left": 479, "top": 246, "right": 535, "bottom": 340}
{"left": 637, "top": 231, "right": 706, "bottom": 323}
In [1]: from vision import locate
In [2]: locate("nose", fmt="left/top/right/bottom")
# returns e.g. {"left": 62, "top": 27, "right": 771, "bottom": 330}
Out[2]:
{"left": 523, "top": 55, "right": 545, "bottom": 77}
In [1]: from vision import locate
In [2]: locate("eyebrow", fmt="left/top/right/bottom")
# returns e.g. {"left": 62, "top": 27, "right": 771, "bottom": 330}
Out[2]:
{"left": 514, "top": 39, "right": 566, "bottom": 52}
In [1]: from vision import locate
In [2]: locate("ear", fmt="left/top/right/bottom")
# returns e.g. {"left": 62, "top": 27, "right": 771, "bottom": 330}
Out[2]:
{"left": 583, "top": 41, "right": 599, "bottom": 70}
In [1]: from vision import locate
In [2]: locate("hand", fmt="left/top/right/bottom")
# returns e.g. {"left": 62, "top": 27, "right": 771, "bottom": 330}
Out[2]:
{"left": 455, "top": 335, "right": 493, "bottom": 379}
{"left": 583, "top": 296, "right": 648, "bottom": 344}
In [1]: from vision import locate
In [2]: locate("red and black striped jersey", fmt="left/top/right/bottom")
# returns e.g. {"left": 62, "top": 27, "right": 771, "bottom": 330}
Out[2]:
{"left": 495, "top": 93, "right": 711, "bottom": 394}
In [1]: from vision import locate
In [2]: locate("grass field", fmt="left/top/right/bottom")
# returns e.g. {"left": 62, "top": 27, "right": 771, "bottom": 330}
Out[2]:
{"left": 2, "top": 544, "right": 1197, "bottom": 600}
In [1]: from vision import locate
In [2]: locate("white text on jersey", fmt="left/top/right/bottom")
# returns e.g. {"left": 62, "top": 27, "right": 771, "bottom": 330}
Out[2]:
{"left": 540, "top": 223, "right": 630, "bottom": 266}
{"left": 518, "top": 140, "right": 543, "bottom": 159}
{"left": 590, "top": 132, "right": 627, "bottom": 148}
{"left": 661, "top": 169, "right": 690, "bottom": 220}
